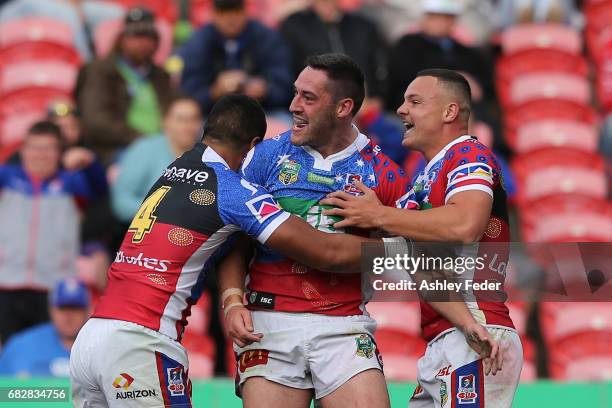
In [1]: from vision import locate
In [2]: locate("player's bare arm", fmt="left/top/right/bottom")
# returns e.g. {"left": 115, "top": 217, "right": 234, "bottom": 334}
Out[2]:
{"left": 218, "top": 235, "right": 263, "bottom": 348}
{"left": 322, "top": 181, "right": 492, "bottom": 243}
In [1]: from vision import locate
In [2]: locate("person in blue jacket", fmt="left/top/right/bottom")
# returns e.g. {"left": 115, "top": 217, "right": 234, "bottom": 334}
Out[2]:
{"left": 179, "top": 0, "right": 292, "bottom": 115}
{"left": 0, "top": 278, "right": 90, "bottom": 377}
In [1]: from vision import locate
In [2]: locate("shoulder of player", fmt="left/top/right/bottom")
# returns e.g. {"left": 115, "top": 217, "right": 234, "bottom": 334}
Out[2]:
{"left": 360, "top": 139, "right": 404, "bottom": 172}
{"left": 444, "top": 138, "right": 499, "bottom": 167}
{"left": 253, "top": 130, "right": 293, "bottom": 156}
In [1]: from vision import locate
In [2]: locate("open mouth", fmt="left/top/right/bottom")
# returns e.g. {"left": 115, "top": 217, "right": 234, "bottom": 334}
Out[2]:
{"left": 292, "top": 117, "right": 309, "bottom": 132}
{"left": 403, "top": 121, "right": 415, "bottom": 135}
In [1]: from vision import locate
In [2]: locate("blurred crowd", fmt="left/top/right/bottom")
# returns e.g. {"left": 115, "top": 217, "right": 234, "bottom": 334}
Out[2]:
{"left": 0, "top": 0, "right": 610, "bottom": 381}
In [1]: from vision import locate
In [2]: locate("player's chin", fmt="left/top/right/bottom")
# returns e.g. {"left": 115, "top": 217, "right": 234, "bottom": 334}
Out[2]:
{"left": 290, "top": 128, "right": 308, "bottom": 146}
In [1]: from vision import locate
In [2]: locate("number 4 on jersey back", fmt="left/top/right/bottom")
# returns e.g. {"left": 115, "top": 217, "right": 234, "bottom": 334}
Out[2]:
{"left": 128, "top": 186, "right": 171, "bottom": 243}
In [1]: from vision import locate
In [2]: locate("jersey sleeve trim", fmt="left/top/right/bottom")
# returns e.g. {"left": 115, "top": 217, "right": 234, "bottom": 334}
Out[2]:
{"left": 256, "top": 211, "right": 291, "bottom": 244}
{"left": 445, "top": 185, "right": 493, "bottom": 204}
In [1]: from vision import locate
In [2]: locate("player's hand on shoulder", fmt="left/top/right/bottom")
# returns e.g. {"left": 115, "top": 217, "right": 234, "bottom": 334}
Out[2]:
{"left": 225, "top": 304, "right": 263, "bottom": 348}
{"left": 462, "top": 323, "right": 503, "bottom": 376}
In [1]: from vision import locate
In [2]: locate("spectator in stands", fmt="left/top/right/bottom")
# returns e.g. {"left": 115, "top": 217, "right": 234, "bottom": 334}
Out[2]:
{"left": 385, "top": 0, "right": 495, "bottom": 110}
{"left": 77, "top": 7, "right": 174, "bottom": 164}
{"left": 0, "top": 0, "right": 124, "bottom": 61}
{"left": 496, "top": 0, "right": 581, "bottom": 29}
{"left": 0, "top": 122, "right": 102, "bottom": 345}
{"left": 111, "top": 96, "right": 202, "bottom": 223}
{"left": 0, "top": 278, "right": 90, "bottom": 377}
{"left": 179, "top": 0, "right": 292, "bottom": 115}
{"left": 280, "top": 0, "right": 387, "bottom": 98}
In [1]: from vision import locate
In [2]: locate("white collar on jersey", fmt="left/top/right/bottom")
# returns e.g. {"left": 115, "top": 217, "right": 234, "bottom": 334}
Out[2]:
{"left": 201, "top": 145, "right": 231, "bottom": 169}
{"left": 301, "top": 124, "right": 370, "bottom": 172}
{"left": 423, "top": 134, "right": 475, "bottom": 175}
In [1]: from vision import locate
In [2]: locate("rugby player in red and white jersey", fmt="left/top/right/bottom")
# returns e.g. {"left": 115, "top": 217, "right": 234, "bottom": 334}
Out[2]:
{"left": 221, "top": 56, "right": 502, "bottom": 408}
{"left": 322, "top": 69, "right": 522, "bottom": 407}
{"left": 69, "top": 95, "right": 403, "bottom": 408}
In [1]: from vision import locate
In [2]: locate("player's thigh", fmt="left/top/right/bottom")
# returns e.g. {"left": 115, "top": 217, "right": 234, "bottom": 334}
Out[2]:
{"left": 308, "top": 316, "right": 385, "bottom": 401}
{"left": 242, "top": 377, "right": 313, "bottom": 408}
{"left": 87, "top": 320, "right": 192, "bottom": 408}
{"left": 319, "top": 368, "right": 389, "bottom": 408}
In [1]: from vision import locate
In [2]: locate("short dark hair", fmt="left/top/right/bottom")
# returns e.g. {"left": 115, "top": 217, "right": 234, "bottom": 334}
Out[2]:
{"left": 214, "top": 0, "right": 244, "bottom": 11}
{"left": 416, "top": 68, "right": 472, "bottom": 122}
{"left": 202, "top": 95, "right": 266, "bottom": 148}
{"left": 27, "top": 120, "right": 64, "bottom": 144}
{"left": 306, "top": 53, "right": 365, "bottom": 116}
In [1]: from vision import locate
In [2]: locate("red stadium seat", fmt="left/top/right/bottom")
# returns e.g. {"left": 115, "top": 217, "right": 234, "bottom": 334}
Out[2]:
{"left": 0, "top": 88, "right": 70, "bottom": 117}
{"left": 495, "top": 49, "right": 588, "bottom": 108}
{"left": 181, "top": 331, "right": 215, "bottom": 379}
{"left": 503, "top": 100, "right": 598, "bottom": 143}
{"left": 0, "top": 17, "right": 74, "bottom": 48}
{"left": 188, "top": 292, "right": 211, "bottom": 336}
{"left": 509, "top": 73, "right": 590, "bottom": 108}
{"left": 107, "top": 0, "right": 176, "bottom": 22}
{"left": 520, "top": 336, "right": 537, "bottom": 382}
{"left": 542, "top": 301, "right": 612, "bottom": 380}
{"left": 585, "top": 0, "right": 612, "bottom": 58}
{"left": 500, "top": 23, "right": 582, "bottom": 55}
{"left": 0, "top": 61, "right": 78, "bottom": 96}
{"left": 519, "top": 195, "right": 612, "bottom": 243}
{"left": 511, "top": 149, "right": 608, "bottom": 206}
{"left": 595, "top": 42, "right": 612, "bottom": 113}
{"left": 374, "top": 330, "right": 425, "bottom": 381}
{"left": 93, "top": 18, "right": 174, "bottom": 65}
{"left": 0, "top": 110, "right": 44, "bottom": 146}
{"left": 0, "top": 18, "right": 80, "bottom": 70}
{"left": 509, "top": 119, "right": 599, "bottom": 154}
{"left": 367, "top": 302, "right": 421, "bottom": 337}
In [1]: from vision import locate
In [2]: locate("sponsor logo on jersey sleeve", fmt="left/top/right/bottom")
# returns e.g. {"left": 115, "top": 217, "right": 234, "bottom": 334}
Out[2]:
{"left": 245, "top": 195, "right": 282, "bottom": 223}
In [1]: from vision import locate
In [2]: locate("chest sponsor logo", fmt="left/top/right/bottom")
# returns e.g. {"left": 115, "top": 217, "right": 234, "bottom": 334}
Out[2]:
{"left": 114, "top": 251, "right": 171, "bottom": 272}
{"left": 162, "top": 166, "right": 209, "bottom": 184}
{"left": 278, "top": 160, "right": 301, "bottom": 185}
{"left": 239, "top": 350, "right": 269, "bottom": 373}
{"left": 307, "top": 172, "right": 335, "bottom": 186}
{"left": 247, "top": 291, "right": 275, "bottom": 309}
{"left": 167, "top": 367, "right": 185, "bottom": 397}
{"left": 245, "top": 195, "right": 282, "bottom": 224}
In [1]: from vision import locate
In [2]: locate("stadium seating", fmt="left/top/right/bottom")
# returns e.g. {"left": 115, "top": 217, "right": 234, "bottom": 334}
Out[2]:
{"left": 0, "top": 61, "right": 78, "bottom": 96}
{"left": 584, "top": 0, "right": 612, "bottom": 59}
{"left": 500, "top": 23, "right": 582, "bottom": 56}
{"left": 366, "top": 302, "right": 421, "bottom": 338}
{"left": 519, "top": 195, "right": 612, "bottom": 243}
{"left": 508, "top": 119, "right": 599, "bottom": 154}
{"left": 508, "top": 73, "right": 590, "bottom": 108}
{"left": 182, "top": 331, "right": 216, "bottom": 378}
{"left": 541, "top": 302, "right": 612, "bottom": 380}
{"left": 495, "top": 49, "right": 589, "bottom": 108}
{"left": 511, "top": 148, "right": 608, "bottom": 206}
{"left": 503, "top": 100, "right": 598, "bottom": 143}
{"left": 0, "top": 18, "right": 81, "bottom": 70}
{"left": 0, "top": 109, "right": 44, "bottom": 146}
{"left": 106, "top": 0, "right": 177, "bottom": 23}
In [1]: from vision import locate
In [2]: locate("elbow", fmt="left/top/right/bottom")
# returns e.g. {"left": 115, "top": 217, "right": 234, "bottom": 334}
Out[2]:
{"left": 450, "top": 223, "right": 484, "bottom": 244}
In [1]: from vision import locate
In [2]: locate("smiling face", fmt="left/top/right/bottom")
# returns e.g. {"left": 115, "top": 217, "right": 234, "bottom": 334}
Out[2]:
{"left": 289, "top": 67, "right": 338, "bottom": 148}
{"left": 396, "top": 75, "right": 447, "bottom": 153}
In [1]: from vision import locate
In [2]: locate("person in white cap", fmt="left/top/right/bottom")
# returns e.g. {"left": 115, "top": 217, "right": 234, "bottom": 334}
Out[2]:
{"left": 385, "top": 0, "right": 494, "bottom": 112}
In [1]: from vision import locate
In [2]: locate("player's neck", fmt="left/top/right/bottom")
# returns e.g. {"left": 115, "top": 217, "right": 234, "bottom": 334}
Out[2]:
{"left": 423, "top": 127, "right": 468, "bottom": 162}
{"left": 312, "top": 123, "right": 357, "bottom": 159}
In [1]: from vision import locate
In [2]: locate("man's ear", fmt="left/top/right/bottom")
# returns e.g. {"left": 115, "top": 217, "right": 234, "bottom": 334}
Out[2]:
{"left": 443, "top": 102, "right": 460, "bottom": 123}
{"left": 249, "top": 136, "right": 262, "bottom": 149}
{"left": 336, "top": 98, "right": 355, "bottom": 119}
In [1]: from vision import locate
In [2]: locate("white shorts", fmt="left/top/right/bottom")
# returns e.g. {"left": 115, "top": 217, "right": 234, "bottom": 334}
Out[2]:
{"left": 70, "top": 318, "right": 192, "bottom": 408}
{"left": 234, "top": 311, "right": 384, "bottom": 399}
{"left": 409, "top": 327, "right": 523, "bottom": 408}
